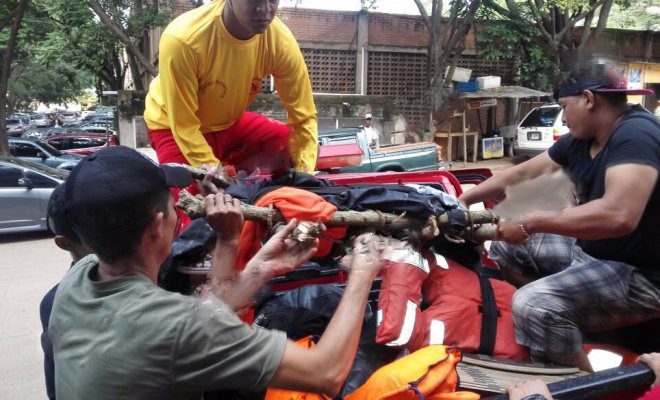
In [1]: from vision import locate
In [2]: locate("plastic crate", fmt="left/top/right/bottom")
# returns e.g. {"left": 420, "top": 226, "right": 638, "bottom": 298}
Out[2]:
{"left": 457, "top": 80, "right": 479, "bottom": 92}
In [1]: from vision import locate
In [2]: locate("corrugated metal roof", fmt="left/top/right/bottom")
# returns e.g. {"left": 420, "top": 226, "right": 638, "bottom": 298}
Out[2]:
{"left": 459, "top": 86, "right": 553, "bottom": 99}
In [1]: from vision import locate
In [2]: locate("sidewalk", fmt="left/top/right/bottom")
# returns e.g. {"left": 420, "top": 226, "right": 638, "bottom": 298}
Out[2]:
{"left": 448, "top": 156, "right": 517, "bottom": 175}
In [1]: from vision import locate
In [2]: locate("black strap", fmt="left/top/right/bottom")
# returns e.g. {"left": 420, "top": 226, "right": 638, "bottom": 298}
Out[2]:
{"left": 477, "top": 273, "right": 499, "bottom": 355}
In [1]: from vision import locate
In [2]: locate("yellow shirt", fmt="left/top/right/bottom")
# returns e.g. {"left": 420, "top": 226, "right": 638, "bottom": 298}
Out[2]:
{"left": 144, "top": 0, "right": 318, "bottom": 172}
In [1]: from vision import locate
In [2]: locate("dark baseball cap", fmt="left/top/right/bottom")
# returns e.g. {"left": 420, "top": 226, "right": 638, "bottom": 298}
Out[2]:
{"left": 64, "top": 146, "right": 192, "bottom": 233}
{"left": 555, "top": 62, "right": 654, "bottom": 98}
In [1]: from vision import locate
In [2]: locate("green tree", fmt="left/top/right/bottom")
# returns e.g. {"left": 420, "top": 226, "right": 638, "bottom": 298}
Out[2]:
{"left": 87, "top": 0, "right": 173, "bottom": 89}
{"left": 413, "top": 0, "right": 483, "bottom": 112}
{"left": 607, "top": 0, "right": 659, "bottom": 30}
{"left": 40, "top": 0, "right": 173, "bottom": 91}
{"left": 481, "top": 0, "right": 620, "bottom": 76}
{"left": 477, "top": 8, "right": 554, "bottom": 90}
{"left": 1, "top": 0, "right": 30, "bottom": 157}
{"left": 38, "top": 0, "right": 132, "bottom": 91}
{"left": 5, "top": 1, "right": 96, "bottom": 111}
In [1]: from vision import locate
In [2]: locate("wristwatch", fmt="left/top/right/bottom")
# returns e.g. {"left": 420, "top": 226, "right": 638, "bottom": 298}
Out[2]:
{"left": 521, "top": 394, "right": 548, "bottom": 400}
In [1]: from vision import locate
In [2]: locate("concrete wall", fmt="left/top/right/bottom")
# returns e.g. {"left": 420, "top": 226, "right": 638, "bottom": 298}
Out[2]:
{"left": 117, "top": 90, "right": 149, "bottom": 149}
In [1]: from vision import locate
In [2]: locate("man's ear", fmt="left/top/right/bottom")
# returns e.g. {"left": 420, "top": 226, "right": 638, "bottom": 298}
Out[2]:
{"left": 54, "top": 235, "right": 73, "bottom": 252}
{"left": 147, "top": 211, "right": 166, "bottom": 240}
{"left": 583, "top": 90, "right": 596, "bottom": 110}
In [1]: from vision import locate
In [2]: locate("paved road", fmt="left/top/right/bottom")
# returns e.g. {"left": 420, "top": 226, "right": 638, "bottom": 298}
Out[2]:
{"left": 0, "top": 232, "right": 70, "bottom": 400}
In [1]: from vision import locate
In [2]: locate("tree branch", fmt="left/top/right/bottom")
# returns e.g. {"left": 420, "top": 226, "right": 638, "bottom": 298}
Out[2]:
{"left": 0, "top": 7, "right": 19, "bottom": 32}
{"left": 594, "top": 0, "right": 613, "bottom": 36}
{"left": 87, "top": 0, "right": 158, "bottom": 77}
{"left": 482, "top": 0, "right": 511, "bottom": 18}
{"left": 526, "top": 0, "right": 554, "bottom": 44}
{"left": 556, "top": 0, "right": 608, "bottom": 41}
{"left": 0, "top": 0, "right": 29, "bottom": 157}
{"left": 413, "top": 0, "right": 431, "bottom": 31}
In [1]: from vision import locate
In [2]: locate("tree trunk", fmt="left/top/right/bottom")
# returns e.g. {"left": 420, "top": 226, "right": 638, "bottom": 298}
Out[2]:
{"left": 128, "top": 53, "right": 145, "bottom": 91}
{"left": 0, "top": 0, "right": 29, "bottom": 157}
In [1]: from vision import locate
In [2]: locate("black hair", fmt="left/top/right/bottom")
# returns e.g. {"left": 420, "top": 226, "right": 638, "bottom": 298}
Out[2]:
{"left": 76, "top": 189, "right": 170, "bottom": 264}
{"left": 595, "top": 92, "right": 628, "bottom": 107}
{"left": 48, "top": 183, "right": 81, "bottom": 243}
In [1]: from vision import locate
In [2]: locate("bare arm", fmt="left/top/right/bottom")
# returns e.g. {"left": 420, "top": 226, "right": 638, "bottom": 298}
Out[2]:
{"left": 637, "top": 353, "right": 660, "bottom": 387}
{"left": 459, "top": 152, "right": 560, "bottom": 207}
{"left": 218, "top": 220, "right": 318, "bottom": 311}
{"left": 203, "top": 192, "right": 318, "bottom": 311}
{"left": 507, "top": 379, "right": 554, "bottom": 400}
{"left": 204, "top": 193, "right": 242, "bottom": 282}
{"left": 268, "top": 234, "right": 389, "bottom": 396}
{"left": 499, "top": 163, "right": 658, "bottom": 242}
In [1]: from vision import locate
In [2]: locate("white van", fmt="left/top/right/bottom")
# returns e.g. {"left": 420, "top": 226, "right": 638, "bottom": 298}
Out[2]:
{"left": 514, "top": 104, "right": 568, "bottom": 157}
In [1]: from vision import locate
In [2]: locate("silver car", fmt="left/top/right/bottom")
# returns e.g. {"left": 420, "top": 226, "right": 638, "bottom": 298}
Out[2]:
{"left": 31, "top": 113, "right": 52, "bottom": 127}
{"left": 0, "top": 157, "right": 68, "bottom": 234}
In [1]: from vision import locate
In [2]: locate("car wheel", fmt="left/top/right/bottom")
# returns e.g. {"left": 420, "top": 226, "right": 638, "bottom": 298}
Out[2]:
{"left": 378, "top": 167, "right": 404, "bottom": 173}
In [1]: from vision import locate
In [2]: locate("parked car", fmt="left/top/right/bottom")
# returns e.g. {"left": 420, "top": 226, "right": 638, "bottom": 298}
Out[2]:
{"left": 8, "top": 137, "right": 83, "bottom": 170}
{"left": 30, "top": 113, "right": 52, "bottom": 127}
{"left": 80, "top": 125, "right": 116, "bottom": 136}
{"left": 59, "top": 111, "right": 80, "bottom": 126}
{"left": 317, "top": 128, "right": 440, "bottom": 173}
{"left": 513, "top": 104, "right": 568, "bottom": 158}
{"left": 42, "top": 127, "right": 90, "bottom": 139}
{"left": 0, "top": 157, "right": 68, "bottom": 234}
{"left": 45, "top": 133, "right": 118, "bottom": 155}
{"left": 6, "top": 116, "right": 31, "bottom": 137}
{"left": 21, "top": 129, "right": 43, "bottom": 139}
{"left": 80, "top": 110, "right": 96, "bottom": 119}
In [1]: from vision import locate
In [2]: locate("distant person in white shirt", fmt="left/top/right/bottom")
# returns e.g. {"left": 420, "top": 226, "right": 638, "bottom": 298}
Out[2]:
{"left": 363, "top": 113, "right": 379, "bottom": 149}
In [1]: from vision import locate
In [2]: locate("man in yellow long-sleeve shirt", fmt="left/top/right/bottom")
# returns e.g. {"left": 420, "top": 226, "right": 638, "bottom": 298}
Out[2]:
{"left": 144, "top": 0, "right": 318, "bottom": 176}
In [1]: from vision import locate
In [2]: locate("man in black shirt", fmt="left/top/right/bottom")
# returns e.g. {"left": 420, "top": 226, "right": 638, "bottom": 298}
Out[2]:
{"left": 459, "top": 62, "right": 660, "bottom": 370}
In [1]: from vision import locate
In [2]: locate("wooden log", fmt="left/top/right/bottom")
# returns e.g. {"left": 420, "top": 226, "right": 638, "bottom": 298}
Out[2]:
{"left": 177, "top": 190, "right": 498, "bottom": 241}
{"left": 178, "top": 164, "right": 232, "bottom": 189}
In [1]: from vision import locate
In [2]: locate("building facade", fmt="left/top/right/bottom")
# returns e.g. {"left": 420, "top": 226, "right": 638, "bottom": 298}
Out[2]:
{"left": 148, "top": 2, "right": 660, "bottom": 129}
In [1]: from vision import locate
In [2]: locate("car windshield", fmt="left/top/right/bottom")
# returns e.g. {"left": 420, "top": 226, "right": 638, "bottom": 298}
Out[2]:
{"left": 520, "top": 107, "right": 561, "bottom": 128}
{"left": 1, "top": 157, "right": 69, "bottom": 180}
{"left": 6, "top": 118, "right": 21, "bottom": 124}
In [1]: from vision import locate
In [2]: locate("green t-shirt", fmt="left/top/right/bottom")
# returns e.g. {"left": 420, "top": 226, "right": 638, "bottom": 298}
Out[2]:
{"left": 50, "top": 255, "right": 286, "bottom": 400}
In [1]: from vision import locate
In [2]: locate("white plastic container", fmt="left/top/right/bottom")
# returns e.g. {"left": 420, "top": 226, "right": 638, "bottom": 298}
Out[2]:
{"left": 446, "top": 66, "right": 472, "bottom": 82}
{"left": 477, "top": 76, "right": 501, "bottom": 89}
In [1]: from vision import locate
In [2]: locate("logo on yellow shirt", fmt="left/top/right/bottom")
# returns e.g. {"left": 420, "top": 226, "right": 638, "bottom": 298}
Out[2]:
{"left": 199, "top": 79, "right": 228, "bottom": 97}
{"left": 250, "top": 77, "right": 263, "bottom": 95}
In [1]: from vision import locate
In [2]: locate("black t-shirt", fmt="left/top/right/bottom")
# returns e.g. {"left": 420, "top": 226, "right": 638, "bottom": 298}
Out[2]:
{"left": 548, "top": 108, "right": 660, "bottom": 281}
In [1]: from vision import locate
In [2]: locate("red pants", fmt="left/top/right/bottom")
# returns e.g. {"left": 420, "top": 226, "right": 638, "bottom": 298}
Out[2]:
{"left": 148, "top": 112, "right": 292, "bottom": 234}
{"left": 148, "top": 111, "right": 291, "bottom": 172}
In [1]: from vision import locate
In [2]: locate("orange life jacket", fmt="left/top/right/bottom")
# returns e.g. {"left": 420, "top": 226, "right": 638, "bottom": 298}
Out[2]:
{"left": 376, "top": 250, "right": 430, "bottom": 347}
{"left": 375, "top": 250, "right": 529, "bottom": 360}
{"left": 264, "top": 336, "right": 331, "bottom": 400}
{"left": 344, "top": 345, "right": 479, "bottom": 400}
{"left": 412, "top": 256, "right": 529, "bottom": 360}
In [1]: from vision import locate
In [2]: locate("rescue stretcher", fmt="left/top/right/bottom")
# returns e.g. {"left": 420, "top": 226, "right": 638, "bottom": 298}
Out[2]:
{"left": 167, "top": 165, "right": 658, "bottom": 400}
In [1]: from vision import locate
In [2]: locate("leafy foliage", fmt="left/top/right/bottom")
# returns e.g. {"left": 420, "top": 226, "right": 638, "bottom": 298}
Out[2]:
{"left": 1, "top": 0, "right": 175, "bottom": 114}
{"left": 607, "top": 0, "right": 659, "bottom": 30}
{"left": 481, "top": 0, "right": 622, "bottom": 82}
{"left": 477, "top": 7, "right": 554, "bottom": 90}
